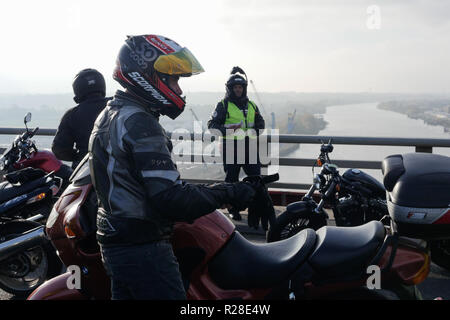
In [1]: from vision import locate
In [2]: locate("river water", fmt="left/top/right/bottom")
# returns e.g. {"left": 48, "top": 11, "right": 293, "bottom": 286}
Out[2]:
{"left": 274, "top": 102, "right": 450, "bottom": 185}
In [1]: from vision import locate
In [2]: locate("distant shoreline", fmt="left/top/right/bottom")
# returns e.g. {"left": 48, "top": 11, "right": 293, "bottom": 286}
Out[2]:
{"left": 378, "top": 100, "right": 450, "bottom": 132}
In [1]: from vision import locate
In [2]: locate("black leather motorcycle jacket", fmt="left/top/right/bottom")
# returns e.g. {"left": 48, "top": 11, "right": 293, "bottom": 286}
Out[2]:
{"left": 89, "top": 90, "right": 251, "bottom": 246}
{"left": 52, "top": 94, "right": 111, "bottom": 169}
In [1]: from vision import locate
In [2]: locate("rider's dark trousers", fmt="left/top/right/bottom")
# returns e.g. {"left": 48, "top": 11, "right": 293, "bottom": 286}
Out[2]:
{"left": 222, "top": 137, "right": 261, "bottom": 183}
{"left": 100, "top": 240, "right": 186, "bottom": 300}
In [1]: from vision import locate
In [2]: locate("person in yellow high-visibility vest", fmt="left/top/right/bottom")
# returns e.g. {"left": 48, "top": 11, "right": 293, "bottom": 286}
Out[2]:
{"left": 208, "top": 67, "right": 265, "bottom": 221}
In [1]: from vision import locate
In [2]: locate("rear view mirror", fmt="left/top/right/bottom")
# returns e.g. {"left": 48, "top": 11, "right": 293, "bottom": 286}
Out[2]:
{"left": 24, "top": 112, "right": 32, "bottom": 124}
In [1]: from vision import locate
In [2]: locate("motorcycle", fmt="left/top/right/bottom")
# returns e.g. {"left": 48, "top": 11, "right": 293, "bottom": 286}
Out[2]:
{"left": 0, "top": 112, "right": 72, "bottom": 296}
{"left": 267, "top": 141, "right": 388, "bottom": 242}
{"left": 27, "top": 156, "right": 428, "bottom": 300}
{"left": 0, "top": 112, "right": 72, "bottom": 188}
{"left": 0, "top": 168, "right": 63, "bottom": 296}
{"left": 267, "top": 141, "right": 450, "bottom": 271}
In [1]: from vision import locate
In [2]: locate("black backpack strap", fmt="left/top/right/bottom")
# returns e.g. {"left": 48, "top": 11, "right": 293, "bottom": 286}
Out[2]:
{"left": 222, "top": 98, "right": 229, "bottom": 118}
{"left": 248, "top": 100, "right": 256, "bottom": 112}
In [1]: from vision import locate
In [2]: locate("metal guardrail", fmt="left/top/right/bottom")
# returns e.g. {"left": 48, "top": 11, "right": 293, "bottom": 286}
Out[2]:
{"left": 1, "top": 127, "right": 450, "bottom": 190}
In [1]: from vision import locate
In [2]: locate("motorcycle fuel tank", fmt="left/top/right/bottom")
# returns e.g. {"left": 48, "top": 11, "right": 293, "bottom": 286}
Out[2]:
{"left": 342, "top": 168, "right": 386, "bottom": 198}
{"left": 15, "top": 150, "right": 62, "bottom": 173}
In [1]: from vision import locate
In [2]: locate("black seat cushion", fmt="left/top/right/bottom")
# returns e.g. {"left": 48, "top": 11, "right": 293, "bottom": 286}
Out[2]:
{"left": 308, "top": 221, "right": 385, "bottom": 278}
{"left": 0, "top": 175, "right": 50, "bottom": 204}
{"left": 208, "top": 228, "right": 317, "bottom": 290}
{"left": 4, "top": 168, "right": 46, "bottom": 185}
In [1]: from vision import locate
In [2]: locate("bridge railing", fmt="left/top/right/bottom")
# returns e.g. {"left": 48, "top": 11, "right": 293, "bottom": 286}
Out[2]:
{"left": 2, "top": 127, "right": 450, "bottom": 191}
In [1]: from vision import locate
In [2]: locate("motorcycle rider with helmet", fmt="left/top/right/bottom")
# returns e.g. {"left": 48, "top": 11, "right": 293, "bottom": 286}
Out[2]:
{"left": 88, "top": 35, "right": 257, "bottom": 300}
{"left": 207, "top": 67, "right": 265, "bottom": 221}
{"left": 52, "top": 68, "right": 111, "bottom": 169}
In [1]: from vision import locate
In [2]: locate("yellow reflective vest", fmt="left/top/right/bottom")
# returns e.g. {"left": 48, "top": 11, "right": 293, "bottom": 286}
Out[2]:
{"left": 223, "top": 100, "right": 257, "bottom": 140}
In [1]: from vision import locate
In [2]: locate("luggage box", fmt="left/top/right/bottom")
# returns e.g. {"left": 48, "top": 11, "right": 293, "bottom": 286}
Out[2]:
{"left": 382, "top": 153, "right": 450, "bottom": 240}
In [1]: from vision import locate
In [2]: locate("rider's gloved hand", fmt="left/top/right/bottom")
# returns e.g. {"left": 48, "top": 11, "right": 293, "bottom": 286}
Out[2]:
{"left": 243, "top": 175, "right": 276, "bottom": 231}
{"left": 226, "top": 181, "right": 256, "bottom": 212}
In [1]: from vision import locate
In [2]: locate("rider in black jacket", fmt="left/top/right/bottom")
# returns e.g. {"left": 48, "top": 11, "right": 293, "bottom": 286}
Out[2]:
{"left": 52, "top": 69, "right": 110, "bottom": 169}
{"left": 89, "top": 35, "right": 257, "bottom": 300}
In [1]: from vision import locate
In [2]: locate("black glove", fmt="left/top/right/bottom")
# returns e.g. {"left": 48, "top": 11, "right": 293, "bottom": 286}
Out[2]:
{"left": 243, "top": 175, "right": 276, "bottom": 231}
{"left": 228, "top": 181, "right": 256, "bottom": 212}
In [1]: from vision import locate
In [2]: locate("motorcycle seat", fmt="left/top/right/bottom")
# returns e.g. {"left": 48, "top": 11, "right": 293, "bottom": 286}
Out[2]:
{"left": 308, "top": 220, "right": 385, "bottom": 278}
{"left": 208, "top": 228, "right": 317, "bottom": 289}
{"left": 0, "top": 176, "right": 51, "bottom": 204}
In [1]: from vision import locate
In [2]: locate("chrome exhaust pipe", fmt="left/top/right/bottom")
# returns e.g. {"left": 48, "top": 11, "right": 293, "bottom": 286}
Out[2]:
{"left": 0, "top": 226, "right": 47, "bottom": 260}
{"left": 26, "top": 214, "right": 45, "bottom": 222}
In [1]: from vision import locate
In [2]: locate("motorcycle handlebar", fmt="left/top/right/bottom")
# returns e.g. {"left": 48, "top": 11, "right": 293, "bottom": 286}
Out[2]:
{"left": 29, "top": 127, "right": 39, "bottom": 139}
{"left": 20, "top": 127, "right": 38, "bottom": 141}
{"left": 315, "top": 181, "right": 336, "bottom": 213}
{"left": 324, "top": 180, "right": 337, "bottom": 197}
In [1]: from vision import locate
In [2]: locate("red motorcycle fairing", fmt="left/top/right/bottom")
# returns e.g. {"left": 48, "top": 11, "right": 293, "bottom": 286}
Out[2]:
{"left": 14, "top": 150, "right": 62, "bottom": 173}
{"left": 378, "top": 240, "right": 430, "bottom": 286}
{"left": 44, "top": 182, "right": 112, "bottom": 300}
{"left": 27, "top": 272, "right": 87, "bottom": 300}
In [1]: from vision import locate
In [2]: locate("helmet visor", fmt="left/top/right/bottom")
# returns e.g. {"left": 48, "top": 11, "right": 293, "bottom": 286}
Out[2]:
{"left": 154, "top": 47, "right": 204, "bottom": 76}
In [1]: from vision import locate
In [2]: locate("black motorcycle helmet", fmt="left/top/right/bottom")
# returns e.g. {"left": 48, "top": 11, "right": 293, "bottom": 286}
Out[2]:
{"left": 113, "top": 35, "right": 204, "bottom": 119}
{"left": 72, "top": 68, "right": 106, "bottom": 103}
{"left": 225, "top": 66, "right": 248, "bottom": 99}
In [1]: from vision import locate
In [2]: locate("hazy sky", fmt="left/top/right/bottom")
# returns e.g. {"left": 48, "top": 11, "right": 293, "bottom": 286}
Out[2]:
{"left": 1, "top": 0, "right": 449, "bottom": 94}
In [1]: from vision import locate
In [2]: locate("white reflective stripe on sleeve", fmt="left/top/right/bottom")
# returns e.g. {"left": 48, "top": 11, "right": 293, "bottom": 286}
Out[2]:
{"left": 106, "top": 141, "right": 115, "bottom": 212}
{"left": 224, "top": 123, "right": 242, "bottom": 128}
{"left": 141, "top": 170, "right": 180, "bottom": 182}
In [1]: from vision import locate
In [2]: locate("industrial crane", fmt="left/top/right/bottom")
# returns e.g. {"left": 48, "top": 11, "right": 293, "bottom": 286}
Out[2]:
{"left": 189, "top": 107, "right": 205, "bottom": 131}
{"left": 249, "top": 79, "right": 268, "bottom": 119}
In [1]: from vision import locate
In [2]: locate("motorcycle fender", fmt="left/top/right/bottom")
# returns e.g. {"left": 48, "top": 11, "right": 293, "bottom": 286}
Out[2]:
{"left": 27, "top": 272, "right": 88, "bottom": 300}
{"left": 286, "top": 201, "right": 314, "bottom": 217}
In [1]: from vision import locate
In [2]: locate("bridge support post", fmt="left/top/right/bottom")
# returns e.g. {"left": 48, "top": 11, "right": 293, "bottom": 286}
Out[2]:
{"left": 415, "top": 146, "right": 433, "bottom": 153}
